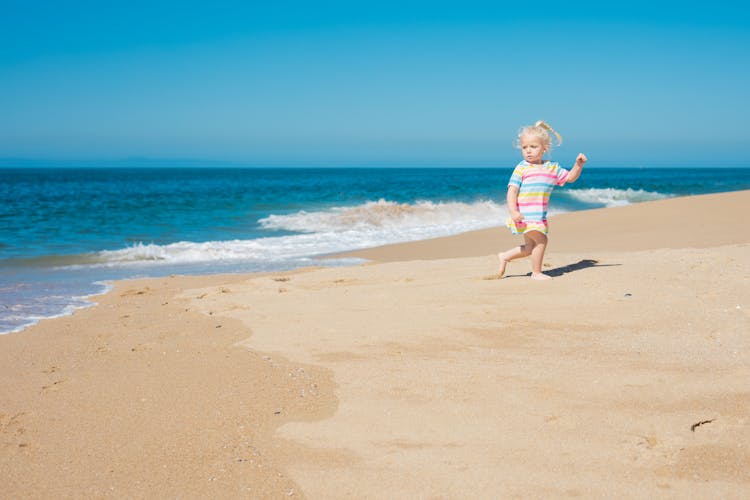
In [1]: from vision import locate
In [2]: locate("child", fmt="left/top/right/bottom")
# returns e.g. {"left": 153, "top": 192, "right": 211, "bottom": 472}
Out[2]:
{"left": 497, "top": 120, "right": 587, "bottom": 280}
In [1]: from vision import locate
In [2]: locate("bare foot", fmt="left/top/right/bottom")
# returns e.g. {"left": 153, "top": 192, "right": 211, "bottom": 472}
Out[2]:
{"left": 497, "top": 253, "right": 509, "bottom": 278}
{"left": 531, "top": 272, "right": 552, "bottom": 281}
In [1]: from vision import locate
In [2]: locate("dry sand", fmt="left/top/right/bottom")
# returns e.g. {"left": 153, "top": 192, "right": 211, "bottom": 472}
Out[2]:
{"left": 2, "top": 190, "right": 749, "bottom": 498}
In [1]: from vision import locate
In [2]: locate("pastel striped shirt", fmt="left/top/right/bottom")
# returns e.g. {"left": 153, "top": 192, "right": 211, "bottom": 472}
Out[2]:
{"left": 506, "top": 160, "right": 569, "bottom": 235}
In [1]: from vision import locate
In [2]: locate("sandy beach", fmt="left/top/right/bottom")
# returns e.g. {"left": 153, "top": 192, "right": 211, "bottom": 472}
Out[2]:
{"left": 2, "top": 190, "right": 749, "bottom": 498}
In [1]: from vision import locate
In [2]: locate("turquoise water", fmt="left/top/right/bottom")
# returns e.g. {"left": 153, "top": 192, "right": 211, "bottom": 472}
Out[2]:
{"left": 2, "top": 166, "right": 749, "bottom": 333}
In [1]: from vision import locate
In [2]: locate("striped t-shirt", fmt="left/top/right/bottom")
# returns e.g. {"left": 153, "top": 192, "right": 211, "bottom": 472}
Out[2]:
{"left": 506, "top": 160, "right": 569, "bottom": 235}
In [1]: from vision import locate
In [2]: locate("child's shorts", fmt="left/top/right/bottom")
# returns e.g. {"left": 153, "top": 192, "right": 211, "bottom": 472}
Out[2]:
{"left": 506, "top": 217, "right": 549, "bottom": 235}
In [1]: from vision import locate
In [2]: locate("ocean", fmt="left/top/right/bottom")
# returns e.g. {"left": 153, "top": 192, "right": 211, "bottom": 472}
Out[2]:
{"left": 2, "top": 166, "right": 749, "bottom": 334}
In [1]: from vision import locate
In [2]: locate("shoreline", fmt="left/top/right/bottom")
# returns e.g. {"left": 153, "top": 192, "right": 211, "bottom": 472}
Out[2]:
{"left": 2, "top": 190, "right": 749, "bottom": 497}
{"left": 5, "top": 189, "right": 748, "bottom": 337}
{"left": 3, "top": 189, "right": 748, "bottom": 337}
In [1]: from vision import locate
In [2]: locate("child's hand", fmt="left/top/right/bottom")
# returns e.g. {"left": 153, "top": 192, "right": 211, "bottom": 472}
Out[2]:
{"left": 576, "top": 153, "right": 587, "bottom": 167}
{"left": 510, "top": 210, "right": 524, "bottom": 222}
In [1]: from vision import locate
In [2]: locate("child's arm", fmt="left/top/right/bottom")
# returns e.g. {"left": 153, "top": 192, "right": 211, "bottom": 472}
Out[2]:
{"left": 507, "top": 185, "right": 523, "bottom": 221}
{"left": 567, "top": 153, "right": 587, "bottom": 183}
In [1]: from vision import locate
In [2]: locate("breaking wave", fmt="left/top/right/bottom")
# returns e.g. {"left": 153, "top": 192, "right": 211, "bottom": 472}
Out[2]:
{"left": 37, "top": 190, "right": 671, "bottom": 270}
{"left": 77, "top": 199, "right": 508, "bottom": 267}
{"left": 259, "top": 198, "right": 504, "bottom": 233}
{"left": 563, "top": 187, "right": 670, "bottom": 207}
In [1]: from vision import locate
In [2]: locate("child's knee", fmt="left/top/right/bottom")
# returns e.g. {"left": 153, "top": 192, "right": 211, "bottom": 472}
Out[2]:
{"left": 532, "top": 240, "right": 547, "bottom": 251}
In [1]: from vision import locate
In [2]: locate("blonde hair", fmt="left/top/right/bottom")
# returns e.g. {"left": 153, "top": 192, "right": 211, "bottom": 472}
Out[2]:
{"left": 515, "top": 120, "right": 563, "bottom": 151}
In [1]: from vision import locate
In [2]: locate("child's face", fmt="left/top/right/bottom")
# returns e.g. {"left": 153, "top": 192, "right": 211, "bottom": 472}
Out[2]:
{"left": 520, "top": 135, "right": 547, "bottom": 164}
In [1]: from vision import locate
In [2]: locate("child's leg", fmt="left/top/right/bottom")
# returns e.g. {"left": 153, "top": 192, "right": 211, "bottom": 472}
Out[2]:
{"left": 497, "top": 236, "right": 534, "bottom": 277}
{"left": 525, "top": 231, "right": 551, "bottom": 280}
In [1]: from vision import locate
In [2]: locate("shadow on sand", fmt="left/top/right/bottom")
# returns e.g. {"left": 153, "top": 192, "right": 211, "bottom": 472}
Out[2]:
{"left": 546, "top": 259, "right": 621, "bottom": 277}
{"left": 503, "top": 259, "right": 621, "bottom": 279}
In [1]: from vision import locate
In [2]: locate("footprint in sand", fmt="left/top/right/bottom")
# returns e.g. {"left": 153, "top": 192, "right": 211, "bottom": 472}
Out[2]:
{"left": 0, "top": 413, "right": 29, "bottom": 449}
{"left": 41, "top": 380, "right": 66, "bottom": 392}
{"left": 0, "top": 412, "right": 26, "bottom": 433}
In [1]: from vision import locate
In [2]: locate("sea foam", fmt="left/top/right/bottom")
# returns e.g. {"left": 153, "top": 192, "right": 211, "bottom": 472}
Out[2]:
{"left": 84, "top": 199, "right": 507, "bottom": 267}
{"left": 259, "top": 198, "right": 504, "bottom": 232}
{"left": 49, "top": 190, "right": 668, "bottom": 270}
{"left": 564, "top": 187, "right": 670, "bottom": 207}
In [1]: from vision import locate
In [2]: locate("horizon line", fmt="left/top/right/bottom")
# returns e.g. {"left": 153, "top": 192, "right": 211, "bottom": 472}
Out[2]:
{"left": 2, "top": 157, "right": 748, "bottom": 169}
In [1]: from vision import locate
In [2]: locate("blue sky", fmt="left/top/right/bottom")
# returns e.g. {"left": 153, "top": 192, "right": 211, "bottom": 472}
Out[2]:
{"left": 1, "top": 1, "right": 748, "bottom": 166}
